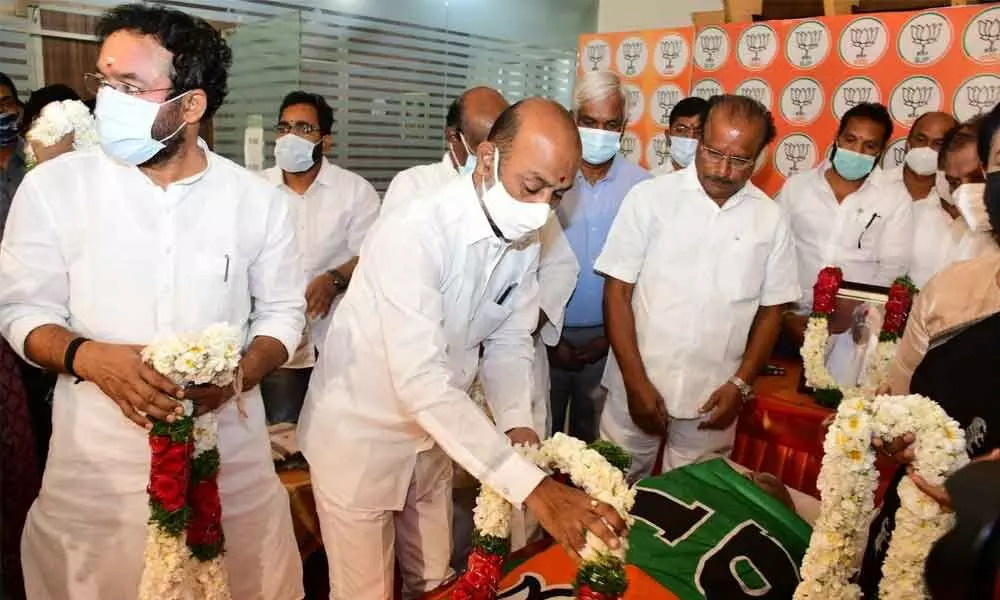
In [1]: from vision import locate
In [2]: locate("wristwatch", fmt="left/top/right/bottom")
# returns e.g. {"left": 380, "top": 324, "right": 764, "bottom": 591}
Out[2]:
{"left": 327, "top": 269, "right": 349, "bottom": 292}
{"left": 728, "top": 375, "right": 754, "bottom": 403}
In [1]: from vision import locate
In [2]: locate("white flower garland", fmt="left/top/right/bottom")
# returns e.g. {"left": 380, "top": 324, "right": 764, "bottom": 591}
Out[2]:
{"left": 794, "top": 393, "right": 969, "bottom": 600}
{"left": 474, "top": 433, "right": 636, "bottom": 563}
{"left": 137, "top": 324, "right": 240, "bottom": 600}
{"left": 24, "top": 99, "right": 98, "bottom": 166}
{"left": 801, "top": 316, "right": 839, "bottom": 392}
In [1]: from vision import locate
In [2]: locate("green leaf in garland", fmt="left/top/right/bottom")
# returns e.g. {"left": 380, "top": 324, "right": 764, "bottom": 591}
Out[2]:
{"left": 190, "top": 448, "right": 221, "bottom": 482}
{"left": 471, "top": 531, "right": 510, "bottom": 558}
{"left": 813, "top": 387, "right": 844, "bottom": 409}
{"left": 149, "top": 502, "right": 190, "bottom": 537}
{"left": 189, "top": 541, "right": 226, "bottom": 562}
{"left": 150, "top": 415, "right": 195, "bottom": 444}
{"left": 574, "top": 555, "right": 628, "bottom": 596}
{"left": 587, "top": 440, "right": 632, "bottom": 474}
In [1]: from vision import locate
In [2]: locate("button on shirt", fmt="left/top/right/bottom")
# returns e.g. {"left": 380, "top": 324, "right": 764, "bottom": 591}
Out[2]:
{"left": 298, "top": 174, "right": 546, "bottom": 511}
{"left": 263, "top": 158, "right": 379, "bottom": 368}
{"left": 595, "top": 165, "right": 800, "bottom": 419}
{"left": 776, "top": 163, "right": 913, "bottom": 309}
{"left": 557, "top": 156, "right": 650, "bottom": 328}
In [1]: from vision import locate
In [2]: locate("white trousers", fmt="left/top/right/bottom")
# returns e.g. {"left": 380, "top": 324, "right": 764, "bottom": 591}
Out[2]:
{"left": 600, "top": 406, "right": 737, "bottom": 482}
{"left": 314, "top": 446, "right": 455, "bottom": 600}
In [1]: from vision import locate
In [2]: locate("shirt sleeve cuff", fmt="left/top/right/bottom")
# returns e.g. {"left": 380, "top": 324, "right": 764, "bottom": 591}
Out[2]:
{"left": 484, "top": 450, "right": 547, "bottom": 507}
{"left": 7, "top": 315, "right": 68, "bottom": 366}
{"left": 593, "top": 259, "right": 638, "bottom": 285}
{"left": 761, "top": 286, "right": 802, "bottom": 307}
{"left": 492, "top": 406, "right": 536, "bottom": 437}
{"left": 248, "top": 321, "right": 303, "bottom": 365}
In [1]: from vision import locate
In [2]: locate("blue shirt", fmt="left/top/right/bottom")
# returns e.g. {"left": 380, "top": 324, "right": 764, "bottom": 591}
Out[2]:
{"left": 557, "top": 155, "right": 650, "bottom": 328}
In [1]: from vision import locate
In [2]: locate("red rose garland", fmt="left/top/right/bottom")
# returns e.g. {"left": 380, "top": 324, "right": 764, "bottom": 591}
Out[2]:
{"left": 811, "top": 266, "right": 843, "bottom": 317}
{"left": 881, "top": 277, "right": 917, "bottom": 342}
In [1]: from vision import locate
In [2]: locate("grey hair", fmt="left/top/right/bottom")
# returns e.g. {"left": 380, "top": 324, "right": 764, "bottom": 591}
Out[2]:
{"left": 572, "top": 70, "right": 629, "bottom": 118}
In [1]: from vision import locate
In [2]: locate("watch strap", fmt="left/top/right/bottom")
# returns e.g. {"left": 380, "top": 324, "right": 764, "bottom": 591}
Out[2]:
{"left": 728, "top": 375, "right": 754, "bottom": 402}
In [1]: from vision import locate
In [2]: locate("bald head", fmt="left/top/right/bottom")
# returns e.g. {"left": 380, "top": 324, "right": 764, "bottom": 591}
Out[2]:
{"left": 475, "top": 97, "right": 581, "bottom": 208}
{"left": 444, "top": 86, "right": 507, "bottom": 170}
{"left": 908, "top": 111, "right": 958, "bottom": 152}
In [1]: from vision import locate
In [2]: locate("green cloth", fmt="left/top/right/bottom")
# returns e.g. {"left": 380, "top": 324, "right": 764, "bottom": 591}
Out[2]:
{"left": 627, "top": 459, "right": 812, "bottom": 600}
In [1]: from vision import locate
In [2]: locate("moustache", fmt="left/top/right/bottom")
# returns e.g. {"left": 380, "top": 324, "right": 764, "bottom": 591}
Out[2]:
{"left": 705, "top": 175, "right": 738, "bottom": 187}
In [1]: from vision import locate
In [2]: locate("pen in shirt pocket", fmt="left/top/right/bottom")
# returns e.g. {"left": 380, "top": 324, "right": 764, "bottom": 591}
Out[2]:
{"left": 224, "top": 254, "right": 230, "bottom": 282}
{"left": 496, "top": 283, "right": 516, "bottom": 305}
{"left": 857, "top": 213, "right": 880, "bottom": 249}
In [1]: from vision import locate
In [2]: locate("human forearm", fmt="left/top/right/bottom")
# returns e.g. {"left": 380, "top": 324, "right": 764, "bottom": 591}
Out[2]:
{"left": 331, "top": 256, "right": 359, "bottom": 281}
{"left": 23, "top": 324, "right": 79, "bottom": 373}
{"left": 603, "top": 277, "right": 649, "bottom": 392}
{"left": 239, "top": 335, "right": 288, "bottom": 390}
{"left": 737, "top": 305, "right": 784, "bottom": 385}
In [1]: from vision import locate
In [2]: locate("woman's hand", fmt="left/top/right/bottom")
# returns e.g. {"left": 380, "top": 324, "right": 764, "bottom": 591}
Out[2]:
{"left": 909, "top": 449, "right": 1000, "bottom": 510}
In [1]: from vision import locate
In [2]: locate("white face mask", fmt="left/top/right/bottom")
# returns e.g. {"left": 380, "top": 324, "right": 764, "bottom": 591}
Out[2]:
{"left": 904, "top": 146, "right": 939, "bottom": 176}
{"left": 955, "top": 182, "right": 990, "bottom": 232}
{"left": 479, "top": 148, "right": 551, "bottom": 243}
{"left": 669, "top": 135, "right": 698, "bottom": 168}
{"left": 95, "top": 86, "right": 188, "bottom": 166}
{"left": 935, "top": 170, "right": 953, "bottom": 205}
{"left": 275, "top": 134, "right": 319, "bottom": 173}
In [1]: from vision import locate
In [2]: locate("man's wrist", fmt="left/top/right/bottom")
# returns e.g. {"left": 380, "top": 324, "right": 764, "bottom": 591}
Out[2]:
{"left": 727, "top": 375, "right": 754, "bottom": 402}
{"left": 326, "top": 269, "right": 349, "bottom": 293}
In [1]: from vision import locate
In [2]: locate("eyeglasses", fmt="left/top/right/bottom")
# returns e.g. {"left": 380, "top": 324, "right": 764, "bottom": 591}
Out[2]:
{"left": 276, "top": 122, "right": 322, "bottom": 136}
{"left": 83, "top": 73, "right": 173, "bottom": 97}
{"left": 670, "top": 123, "right": 702, "bottom": 138}
{"left": 699, "top": 143, "right": 755, "bottom": 171}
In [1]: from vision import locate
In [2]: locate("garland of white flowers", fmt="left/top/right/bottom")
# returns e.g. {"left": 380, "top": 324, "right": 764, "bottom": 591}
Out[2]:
{"left": 452, "top": 433, "right": 636, "bottom": 599}
{"left": 24, "top": 99, "right": 98, "bottom": 167}
{"left": 137, "top": 324, "right": 241, "bottom": 600}
{"left": 801, "top": 267, "right": 917, "bottom": 408}
{"left": 794, "top": 392, "right": 969, "bottom": 600}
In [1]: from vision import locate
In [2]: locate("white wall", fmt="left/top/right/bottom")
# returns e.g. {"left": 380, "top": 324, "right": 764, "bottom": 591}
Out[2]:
{"left": 598, "top": 0, "right": 723, "bottom": 33}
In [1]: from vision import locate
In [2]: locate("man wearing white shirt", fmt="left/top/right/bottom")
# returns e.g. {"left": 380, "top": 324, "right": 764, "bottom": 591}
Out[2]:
{"left": 298, "top": 98, "right": 625, "bottom": 600}
{"left": 879, "top": 111, "right": 957, "bottom": 288}
{"left": 0, "top": 5, "right": 304, "bottom": 598}
{"left": 651, "top": 96, "right": 708, "bottom": 176}
{"left": 598, "top": 95, "right": 800, "bottom": 481}
{"left": 381, "top": 86, "right": 507, "bottom": 213}
{"left": 261, "top": 91, "right": 379, "bottom": 424}
{"left": 778, "top": 103, "right": 912, "bottom": 386}
{"left": 942, "top": 118, "right": 993, "bottom": 262}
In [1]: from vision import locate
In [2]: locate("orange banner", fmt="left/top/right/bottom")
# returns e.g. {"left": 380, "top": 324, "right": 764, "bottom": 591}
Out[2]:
{"left": 579, "top": 5, "right": 1000, "bottom": 197}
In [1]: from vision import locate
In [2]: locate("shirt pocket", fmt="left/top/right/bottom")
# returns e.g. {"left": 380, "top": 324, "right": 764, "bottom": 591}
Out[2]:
{"left": 468, "top": 300, "right": 513, "bottom": 345}
{"left": 717, "top": 238, "right": 770, "bottom": 302}
{"left": 186, "top": 251, "right": 250, "bottom": 323}
{"left": 848, "top": 210, "right": 885, "bottom": 257}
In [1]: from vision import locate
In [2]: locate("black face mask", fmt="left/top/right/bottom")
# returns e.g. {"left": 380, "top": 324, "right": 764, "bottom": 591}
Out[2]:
{"left": 0, "top": 111, "right": 19, "bottom": 148}
{"left": 985, "top": 170, "right": 1000, "bottom": 232}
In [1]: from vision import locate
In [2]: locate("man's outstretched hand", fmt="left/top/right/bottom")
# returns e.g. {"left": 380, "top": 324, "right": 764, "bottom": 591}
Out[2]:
{"left": 524, "top": 477, "right": 627, "bottom": 562}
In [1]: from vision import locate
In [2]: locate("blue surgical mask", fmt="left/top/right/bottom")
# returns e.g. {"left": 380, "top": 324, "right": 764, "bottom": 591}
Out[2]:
{"left": 450, "top": 133, "right": 477, "bottom": 176}
{"left": 579, "top": 127, "right": 621, "bottom": 165}
{"left": 95, "top": 86, "right": 187, "bottom": 166}
{"left": 831, "top": 146, "right": 877, "bottom": 181}
{"left": 669, "top": 135, "right": 698, "bottom": 168}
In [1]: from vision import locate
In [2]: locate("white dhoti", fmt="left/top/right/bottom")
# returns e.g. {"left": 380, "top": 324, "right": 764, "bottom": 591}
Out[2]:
{"left": 314, "top": 445, "right": 454, "bottom": 600}
{"left": 21, "top": 378, "right": 303, "bottom": 600}
{"left": 599, "top": 389, "right": 737, "bottom": 482}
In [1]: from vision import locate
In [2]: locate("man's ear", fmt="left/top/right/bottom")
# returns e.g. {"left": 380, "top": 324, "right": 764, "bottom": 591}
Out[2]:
{"left": 322, "top": 133, "right": 333, "bottom": 153}
{"left": 475, "top": 141, "right": 497, "bottom": 184}
{"left": 182, "top": 89, "right": 208, "bottom": 124}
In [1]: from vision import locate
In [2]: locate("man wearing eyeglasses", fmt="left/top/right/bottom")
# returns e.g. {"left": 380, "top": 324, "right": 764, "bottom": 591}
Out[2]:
{"left": 651, "top": 96, "right": 708, "bottom": 176}
{"left": 260, "top": 91, "right": 379, "bottom": 425}
{"left": 596, "top": 95, "right": 800, "bottom": 481}
{"left": 0, "top": 5, "right": 304, "bottom": 598}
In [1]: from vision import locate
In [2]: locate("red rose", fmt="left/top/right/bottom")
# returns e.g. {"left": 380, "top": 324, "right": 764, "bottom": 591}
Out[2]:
{"left": 813, "top": 291, "right": 837, "bottom": 315}
{"left": 187, "top": 478, "right": 223, "bottom": 546}
{"left": 888, "top": 283, "right": 909, "bottom": 302}
{"left": 149, "top": 435, "right": 171, "bottom": 455}
{"left": 577, "top": 585, "right": 613, "bottom": 600}
{"left": 149, "top": 472, "right": 187, "bottom": 512}
{"left": 151, "top": 440, "right": 191, "bottom": 478}
{"left": 462, "top": 548, "right": 503, "bottom": 591}
{"left": 815, "top": 267, "right": 843, "bottom": 292}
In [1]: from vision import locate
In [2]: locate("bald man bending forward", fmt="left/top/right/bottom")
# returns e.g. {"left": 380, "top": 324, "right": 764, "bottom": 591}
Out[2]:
{"left": 298, "top": 98, "right": 627, "bottom": 600}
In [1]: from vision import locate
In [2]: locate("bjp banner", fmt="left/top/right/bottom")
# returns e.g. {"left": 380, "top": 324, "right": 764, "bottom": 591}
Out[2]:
{"left": 578, "top": 28, "right": 694, "bottom": 171}
{"left": 579, "top": 5, "right": 1000, "bottom": 195}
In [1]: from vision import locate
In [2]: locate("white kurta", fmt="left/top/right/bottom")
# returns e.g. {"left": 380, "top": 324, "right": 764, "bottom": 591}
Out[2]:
{"left": 299, "top": 174, "right": 547, "bottom": 511}
{"left": 0, "top": 148, "right": 306, "bottom": 600}
{"left": 378, "top": 154, "right": 579, "bottom": 437}
{"left": 777, "top": 163, "right": 913, "bottom": 386}
{"left": 262, "top": 159, "right": 380, "bottom": 368}
{"left": 595, "top": 165, "right": 800, "bottom": 476}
